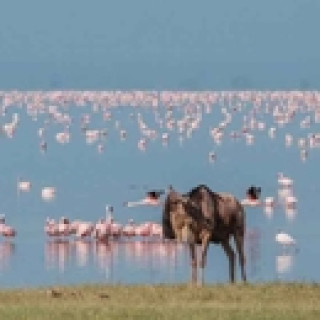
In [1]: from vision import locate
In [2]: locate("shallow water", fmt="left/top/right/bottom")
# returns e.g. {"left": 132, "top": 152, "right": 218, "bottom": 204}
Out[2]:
{"left": 0, "top": 90, "right": 319, "bottom": 288}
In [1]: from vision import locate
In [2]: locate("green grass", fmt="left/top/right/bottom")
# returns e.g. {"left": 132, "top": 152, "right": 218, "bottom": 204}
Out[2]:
{"left": 0, "top": 283, "right": 320, "bottom": 319}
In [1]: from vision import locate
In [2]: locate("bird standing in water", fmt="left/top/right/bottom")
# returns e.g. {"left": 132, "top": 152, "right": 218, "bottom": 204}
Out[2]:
{"left": 275, "top": 230, "right": 298, "bottom": 253}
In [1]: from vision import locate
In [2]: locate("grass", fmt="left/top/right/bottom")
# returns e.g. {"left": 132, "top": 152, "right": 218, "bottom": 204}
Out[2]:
{"left": 0, "top": 283, "right": 320, "bottom": 319}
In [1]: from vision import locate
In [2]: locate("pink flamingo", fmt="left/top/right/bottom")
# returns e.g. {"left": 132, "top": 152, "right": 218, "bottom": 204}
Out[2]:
{"left": 122, "top": 219, "right": 136, "bottom": 238}
{"left": 45, "top": 217, "right": 73, "bottom": 238}
{"left": 44, "top": 218, "right": 59, "bottom": 237}
{"left": 109, "top": 220, "right": 123, "bottom": 238}
{"left": 0, "top": 215, "right": 16, "bottom": 238}
{"left": 135, "top": 222, "right": 152, "bottom": 240}
{"left": 57, "top": 217, "right": 72, "bottom": 237}
{"left": 150, "top": 222, "right": 163, "bottom": 239}
{"left": 1, "top": 225, "right": 16, "bottom": 237}
{"left": 75, "top": 221, "right": 94, "bottom": 239}
{"left": 94, "top": 219, "right": 110, "bottom": 242}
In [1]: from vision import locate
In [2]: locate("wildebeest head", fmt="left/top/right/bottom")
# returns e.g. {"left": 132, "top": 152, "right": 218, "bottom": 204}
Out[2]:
{"left": 163, "top": 187, "right": 211, "bottom": 243}
{"left": 162, "top": 188, "right": 191, "bottom": 243}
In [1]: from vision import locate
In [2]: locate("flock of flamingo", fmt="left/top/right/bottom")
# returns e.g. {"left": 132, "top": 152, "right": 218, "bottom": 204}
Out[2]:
{"left": 44, "top": 208, "right": 163, "bottom": 242}
{"left": 1, "top": 90, "right": 314, "bottom": 239}
{"left": 0, "top": 90, "right": 319, "bottom": 159}
{"left": 1, "top": 89, "right": 319, "bottom": 281}
{"left": 1, "top": 171, "right": 298, "bottom": 248}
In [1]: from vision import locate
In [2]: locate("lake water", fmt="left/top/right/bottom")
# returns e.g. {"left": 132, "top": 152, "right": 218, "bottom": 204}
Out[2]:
{"left": 0, "top": 90, "right": 319, "bottom": 288}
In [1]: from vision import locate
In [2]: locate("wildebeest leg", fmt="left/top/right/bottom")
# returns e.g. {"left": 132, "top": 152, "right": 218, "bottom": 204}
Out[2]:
{"left": 189, "top": 243, "right": 197, "bottom": 285}
{"left": 198, "top": 233, "right": 211, "bottom": 286}
{"left": 234, "top": 232, "right": 247, "bottom": 282}
{"left": 200, "top": 233, "right": 211, "bottom": 268}
{"left": 221, "top": 239, "right": 235, "bottom": 283}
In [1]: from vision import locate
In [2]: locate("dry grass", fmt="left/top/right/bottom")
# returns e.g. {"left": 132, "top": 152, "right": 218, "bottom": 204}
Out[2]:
{"left": 0, "top": 283, "right": 320, "bottom": 319}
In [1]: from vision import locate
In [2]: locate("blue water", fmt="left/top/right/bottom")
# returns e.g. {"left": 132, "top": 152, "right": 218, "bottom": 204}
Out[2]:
{"left": 0, "top": 90, "right": 319, "bottom": 288}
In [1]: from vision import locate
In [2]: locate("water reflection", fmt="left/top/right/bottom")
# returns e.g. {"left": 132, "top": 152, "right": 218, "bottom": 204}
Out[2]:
{"left": 276, "top": 254, "right": 295, "bottom": 279}
{"left": 0, "top": 241, "right": 15, "bottom": 271}
{"left": 45, "top": 240, "right": 185, "bottom": 277}
{"left": 264, "top": 206, "right": 274, "bottom": 219}
{"left": 285, "top": 208, "right": 298, "bottom": 221}
{"left": 246, "top": 228, "right": 262, "bottom": 277}
{"left": 45, "top": 240, "right": 73, "bottom": 272}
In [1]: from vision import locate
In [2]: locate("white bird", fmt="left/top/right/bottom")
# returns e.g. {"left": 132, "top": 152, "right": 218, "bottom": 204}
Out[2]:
{"left": 264, "top": 197, "right": 275, "bottom": 207}
{"left": 17, "top": 179, "right": 32, "bottom": 192}
{"left": 105, "top": 205, "right": 114, "bottom": 222}
{"left": 41, "top": 187, "right": 56, "bottom": 201}
{"left": 241, "top": 198, "right": 261, "bottom": 207}
{"left": 275, "top": 230, "right": 297, "bottom": 251}
{"left": 285, "top": 134, "right": 293, "bottom": 147}
{"left": 277, "top": 172, "right": 293, "bottom": 188}
{"left": 285, "top": 195, "right": 298, "bottom": 209}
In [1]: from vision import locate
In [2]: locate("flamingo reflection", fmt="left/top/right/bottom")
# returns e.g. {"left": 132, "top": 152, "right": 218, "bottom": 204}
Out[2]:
{"left": 0, "top": 241, "right": 15, "bottom": 270}
{"left": 245, "top": 228, "right": 261, "bottom": 277}
{"left": 44, "top": 240, "right": 182, "bottom": 278}
{"left": 45, "top": 240, "right": 72, "bottom": 272}
{"left": 276, "top": 254, "right": 295, "bottom": 279}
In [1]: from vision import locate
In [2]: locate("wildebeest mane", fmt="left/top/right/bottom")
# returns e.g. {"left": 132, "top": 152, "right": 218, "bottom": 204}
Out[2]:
{"left": 186, "top": 184, "right": 221, "bottom": 223}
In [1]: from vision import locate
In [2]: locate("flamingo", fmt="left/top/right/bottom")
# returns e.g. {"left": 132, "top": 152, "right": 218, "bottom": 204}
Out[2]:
{"left": 0, "top": 225, "right": 16, "bottom": 237}
{"left": 94, "top": 219, "right": 110, "bottom": 242}
{"left": 105, "top": 205, "right": 114, "bottom": 222}
{"left": 285, "top": 195, "right": 298, "bottom": 209}
{"left": 0, "top": 215, "right": 16, "bottom": 238}
{"left": 44, "top": 217, "right": 71, "bottom": 238}
{"left": 103, "top": 205, "right": 122, "bottom": 238}
{"left": 285, "top": 134, "right": 293, "bottom": 147}
{"left": 56, "top": 130, "right": 70, "bottom": 144}
{"left": 150, "top": 222, "right": 163, "bottom": 239}
{"left": 57, "top": 217, "right": 72, "bottom": 237}
{"left": 17, "top": 179, "right": 32, "bottom": 192}
{"left": 44, "top": 218, "right": 59, "bottom": 237}
{"left": 41, "top": 187, "right": 56, "bottom": 201}
{"left": 109, "top": 221, "right": 123, "bottom": 238}
{"left": 124, "top": 190, "right": 164, "bottom": 207}
{"left": 277, "top": 173, "right": 293, "bottom": 188}
{"left": 275, "top": 230, "right": 297, "bottom": 252}
{"left": 135, "top": 222, "right": 152, "bottom": 240}
{"left": 122, "top": 219, "right": 136, "bottom": 238}
{"left": 75, "top": 221, "right": 94, "bottom": 239}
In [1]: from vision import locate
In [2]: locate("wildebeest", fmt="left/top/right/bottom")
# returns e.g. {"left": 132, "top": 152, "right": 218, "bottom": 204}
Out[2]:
{"left": 163, "top": 184, "right": 246, "bottom": 284}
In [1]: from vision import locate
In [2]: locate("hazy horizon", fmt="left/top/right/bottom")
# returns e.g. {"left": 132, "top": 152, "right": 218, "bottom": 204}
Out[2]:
{"left": 0, "top": 0, "right": 319, "bottom": 90}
